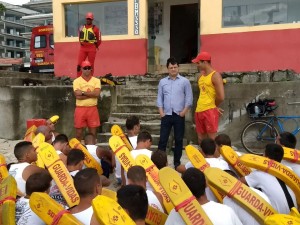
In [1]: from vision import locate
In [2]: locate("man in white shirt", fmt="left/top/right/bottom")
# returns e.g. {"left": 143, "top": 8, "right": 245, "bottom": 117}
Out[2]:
{"left": 165, "top": 168, "right": 242, "bottom": 225}
{"left": 241, "top": 143, "right": 297, "bottom": 214}
{"left": 70, "top": 168, "right": 101, "bottom": 225}
{"left": 52, "top": 134, "right": 71, "bottom": 166}
{"left": 126, "top": 115, "right": 140, "bottom": 149}
{"left": 127, "top": 165, "right": 165, "bottom": 213}
{"left": 16, "top": 172, "right": 52, "bottom": 225}
{"left": 276, "top": 132, "right": 300, "bottom": 177}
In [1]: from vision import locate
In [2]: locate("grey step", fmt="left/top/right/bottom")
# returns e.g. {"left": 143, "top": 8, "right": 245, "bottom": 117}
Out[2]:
{"left": 102, "top": 121, "right": 161, "bottom": 134}
{"left": 0, "top": 77, "right": 64, "bottom": 86}
{"left": 98, "top": 133, "right": 160, "bottom": 145}
{"left": 109, "top": 113, "right": 160, "bottom": 122}
{"left": 125, "top": 80, "right": 160, "bottom": 87}
{"left": 120, "top": 87, "right": 158, "bottom": 96}
{"left": 117, "top": 95, "right": 157, "bottom": 104}
{"left": 0, "top": 70, "right": 54, "bottom": 79}
{"left": 115, "top": 104, "right": 158, "bottom": 114}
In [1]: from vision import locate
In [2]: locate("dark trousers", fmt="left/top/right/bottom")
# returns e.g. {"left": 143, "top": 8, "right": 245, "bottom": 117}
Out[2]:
{"left": 158, "top": 113, "right": 185, "bottom": 168}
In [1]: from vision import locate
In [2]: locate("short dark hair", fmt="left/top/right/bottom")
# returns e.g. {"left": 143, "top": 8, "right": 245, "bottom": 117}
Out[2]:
{"left": 200, "top": 138, "right": 216, "bottom": 156}
{"left": 74, "top": 168, "right": 100, "bottom": 197}
{"left": 215, "top": 134, "right": 231, "bottom": 147}
{"left": 26, "top": 172, "right": 52, "bottom": 196}
{"left": 182, "top": 168, "right": 206, "bottom": 198}
{"left": 166, "top": 57, "right": 179, "bottom": 68}
{"left": 127, "top": 166, "right": 146, "bottom": 183}
{"left": 265, "top": 143, "right": 284, "bottom": 162}
{"left": 53, "top": 134, "right": 69, "bottom": 144}
{"left": 151, "top": 150, "right": 167, "bottom": 169}
{"left": 126, "top": 116, "right": 140, "bottom": 130}
{"left": 137, "top": 131, "right": 152, "bottom": 143}
{"left": 278, "top": 132, "right": 297, "bottom": 149}
{"left": 67, "top": 149, "right": 85, "bottom": 166}
{"left": 84, "top": 133, "right": 95, "bottom": 143}
{"left": 14, "top": 141, "right": 33, "bottom": 160}
{"left": 117, "top": 185, "right": 148, "bottom": 221}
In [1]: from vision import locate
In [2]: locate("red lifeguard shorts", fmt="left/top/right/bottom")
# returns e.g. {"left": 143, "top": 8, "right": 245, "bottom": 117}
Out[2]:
{"left": 74, "top": 106, "right": 100, "bottom": 128}
{"left": 195, "top": 108, "right": 219, "bottom": 134}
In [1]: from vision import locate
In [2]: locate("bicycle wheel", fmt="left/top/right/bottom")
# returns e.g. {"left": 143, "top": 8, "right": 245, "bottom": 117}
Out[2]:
{"left": 241, "top": 120, "right": 279, "bottom": 155}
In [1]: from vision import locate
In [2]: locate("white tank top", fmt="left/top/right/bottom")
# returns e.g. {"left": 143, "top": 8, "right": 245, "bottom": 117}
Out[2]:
{"left": 146, "top": 190, "right": 164, "bottom": 213}
{"left": 86, "top": 145, "right": 99, "bottom": 162}
{"left": 9, "top": 162, "right": 30, "bottom": 195}
{"left": 72, "top": 206, "right": 93, "bottom": 225}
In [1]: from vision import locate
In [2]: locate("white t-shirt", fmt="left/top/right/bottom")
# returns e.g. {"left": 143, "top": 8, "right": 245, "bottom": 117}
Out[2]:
{"left": 185, "top": 157, "right": 230, "bottom": 171}
{"left": 128, "top": 136, "right": 138, "bottom": 149}
{"left": 9, "top": 162, "right": 30, "bottom": 195}
{"left": 16, "top": 197, "right": 45, "bottom": 225}
{"left": 281, "top": 159, "right": 300, "bottom": 178}
{"left": 165, "top": 201, "right": 242, "bottom": 225}
{"left": 245, "top": 170, "right": 297, "bottom": 214}
{"left": 72, "top": 206, "right": 93, "bottom": 225}
{"left": 146, "top": 190, "right": 164, "bottom": 213}
{"left": 223, "top": 187, "right": 271, "bottom": 225}
{"left": 86, "top": 145, "right": 100, "bottom": 163}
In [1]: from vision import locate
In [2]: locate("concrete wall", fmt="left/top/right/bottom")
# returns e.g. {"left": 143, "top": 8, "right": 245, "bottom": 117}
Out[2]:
{"left": 0, "top": 86, "right": 113, "bottom": 139}
{"left": 185, "top": 81, "right": 300, "bottom": 148}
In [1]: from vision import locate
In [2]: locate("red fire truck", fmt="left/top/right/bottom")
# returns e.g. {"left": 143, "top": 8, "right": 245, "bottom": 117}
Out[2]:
{"left": 30, "top": 25, "right": 54, "bottom": 73}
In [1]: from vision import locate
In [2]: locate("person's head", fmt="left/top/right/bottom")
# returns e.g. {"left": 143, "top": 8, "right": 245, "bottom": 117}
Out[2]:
{"left": 85, "top": 12, "right": 94, "bottom": 25}
{"left": 36, "top": 125, "right": 51, "bottom": 142}
{"left": 264, "top": 143, "right": 284, "bottom": 163}
{"left": 117, "top": 185, "right": 148, "bottom": 222}
{"left": 127, "top": 166, "right": 147, "bottom": 188}
{"left": 166, "top": 57, "right": 179, "bottom": 78}
{"left": 26, "top": 172, "right": 52, "bottom": 196}
{"left": 192, "top": 52, "right": 212, "bottom": 71}
{"left": 277, "top": 132, "right": 297, "bottom": 149}
{"left": 53, "top": 134, "right": 71, "bottom": 155}
{"left": 200, "top": 138, "right": 216, "bottom": 157}
{"left": 84, "top": 133, "right": 96, "bottom": 145}
{"left": 151, "top": 150, "right": 168, "bottom": 169}
{"left": 74, "top": 168, "right": 101, "bottom": 198}
{"left": 126, "top": 116, "right": 140, "bottom": 134}
{"left": 182, "top": 168, "right": 206, "bottom": 199}
{"left": 81, "top": 60, "right": 92, "bottom": 77}
{"left": 67, "top": 149, "right": 85, "bottom": 170}
{"left": 215, "top": 134, "right": 231, "bottom": 147}
{"left": 137, "top": 131, "right": 152, "bottom": 149}
{"left": 14, "top": 141, "right": 37, "bottom": 163}
{"left": 46, "top": 115, "right": 59, "bottom": 132}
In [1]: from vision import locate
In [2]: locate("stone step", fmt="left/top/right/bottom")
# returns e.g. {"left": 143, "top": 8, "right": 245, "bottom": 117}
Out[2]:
{"left": 109, "top": 113, "right": 160, "bottom": 122}
{"left": 115, "top": 104, "right": 158, "bottom": 114}
{"left": 0, "top": 70, "right": 54, "bottom": 79}
{"left": 125, "top": 80, "right": 160, "bottom": 87}
{"left": 117, "top": 95, "right": 157, "bottom": 104}
{"left": 0, "top": 77, "right": 64, "bottom": 86}
{"left": 98, "top": 132, "right": 160, "bottom": 145}
{"left": 101, "top": 121, "right": 161, "bottom": 134}
{"left": 121, "top": 87, "right": 158, "bottom": 96}
{"left": 155, "top": 64, "right": 198, "bottom": 74}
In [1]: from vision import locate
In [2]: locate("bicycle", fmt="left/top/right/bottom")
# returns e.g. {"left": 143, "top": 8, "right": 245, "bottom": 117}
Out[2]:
{"left": 241, "top": 101, "right": 300, "bottom": 155}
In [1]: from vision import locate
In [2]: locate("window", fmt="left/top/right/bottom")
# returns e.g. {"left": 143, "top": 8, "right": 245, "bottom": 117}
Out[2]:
{"left": 222, "top": 0, "right": 300, "bottom": 27}
{"left": 34, "top": 36, "right": 46, "bottom": 49}
{"left": 64, "top": 1, "right": 128, "bottom": 37}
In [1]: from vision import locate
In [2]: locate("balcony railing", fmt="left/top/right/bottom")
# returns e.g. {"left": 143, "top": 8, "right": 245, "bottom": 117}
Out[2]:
{"left": 0, "top": 29, "right": 30, "bottom": 40}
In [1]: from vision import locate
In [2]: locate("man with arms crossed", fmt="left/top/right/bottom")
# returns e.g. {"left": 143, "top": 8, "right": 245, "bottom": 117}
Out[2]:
{"left": 192, "top": 52, "right": 224, "bottom": 144}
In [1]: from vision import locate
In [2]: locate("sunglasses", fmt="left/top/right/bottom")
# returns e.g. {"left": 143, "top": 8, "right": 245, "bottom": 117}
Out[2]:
{"left": 83, "top": 66, "right": 92, "bottom": 70}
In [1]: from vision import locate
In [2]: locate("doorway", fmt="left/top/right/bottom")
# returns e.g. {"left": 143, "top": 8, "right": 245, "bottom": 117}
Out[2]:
{"left": 170, "top": 3, "right": 199, "bottom": 64}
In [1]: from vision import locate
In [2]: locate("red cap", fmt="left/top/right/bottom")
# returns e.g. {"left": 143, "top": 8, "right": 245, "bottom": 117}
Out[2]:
{"left": 86, "top": 12, "right": 94, "bottom": 20}
{"left": 192, "top": 52, "right": 211, "bottom": 63}
{"left": 81, "top": 60, "right": 91, "bottom": 67}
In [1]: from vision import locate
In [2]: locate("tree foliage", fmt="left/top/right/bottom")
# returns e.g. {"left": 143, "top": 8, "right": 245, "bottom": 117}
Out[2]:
{"left": 0, "top": 3, "right": 6, "bottom": 13}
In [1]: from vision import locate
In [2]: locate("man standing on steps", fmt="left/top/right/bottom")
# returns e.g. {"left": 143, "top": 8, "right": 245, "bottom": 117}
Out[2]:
{"left": 73, "top": 60, "right": 101, "bottom": 141}
{"left": 157, "top": 57, "right": 193, "bottom": 169}
{"left": 192, "top": 52, "right": 224, "bottom": 144}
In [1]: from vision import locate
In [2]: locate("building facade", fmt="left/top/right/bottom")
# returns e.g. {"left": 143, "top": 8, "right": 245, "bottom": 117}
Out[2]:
{"left": 53, "top": 0, "right": 300, "bottom": 77}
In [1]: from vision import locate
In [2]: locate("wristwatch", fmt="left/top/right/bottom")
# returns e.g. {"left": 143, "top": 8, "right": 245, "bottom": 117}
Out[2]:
{"left": 81, "top": 91, "right": 85, "bottom": 96}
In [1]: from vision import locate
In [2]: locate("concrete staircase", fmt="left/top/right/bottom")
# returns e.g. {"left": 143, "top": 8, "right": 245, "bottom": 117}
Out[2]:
{"left": 97, "top": 63, "right": 198, "bottom": 151}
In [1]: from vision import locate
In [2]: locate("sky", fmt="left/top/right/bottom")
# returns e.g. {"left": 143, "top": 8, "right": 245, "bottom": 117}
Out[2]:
{"left": 1, "top": 0, "right": 30, "bottom": 5}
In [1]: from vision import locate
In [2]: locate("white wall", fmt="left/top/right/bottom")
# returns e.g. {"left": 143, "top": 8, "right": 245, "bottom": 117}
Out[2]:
{"left": 153, "top": 0, "right": 199, "bottom": 65}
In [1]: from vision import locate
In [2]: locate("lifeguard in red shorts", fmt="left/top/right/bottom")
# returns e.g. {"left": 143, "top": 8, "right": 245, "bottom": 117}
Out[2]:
{"left": 77, "top": 12, "right": 101, "bottom": 77}
{"left": 73, "top": 60, "right": 101, "bottom": 141}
